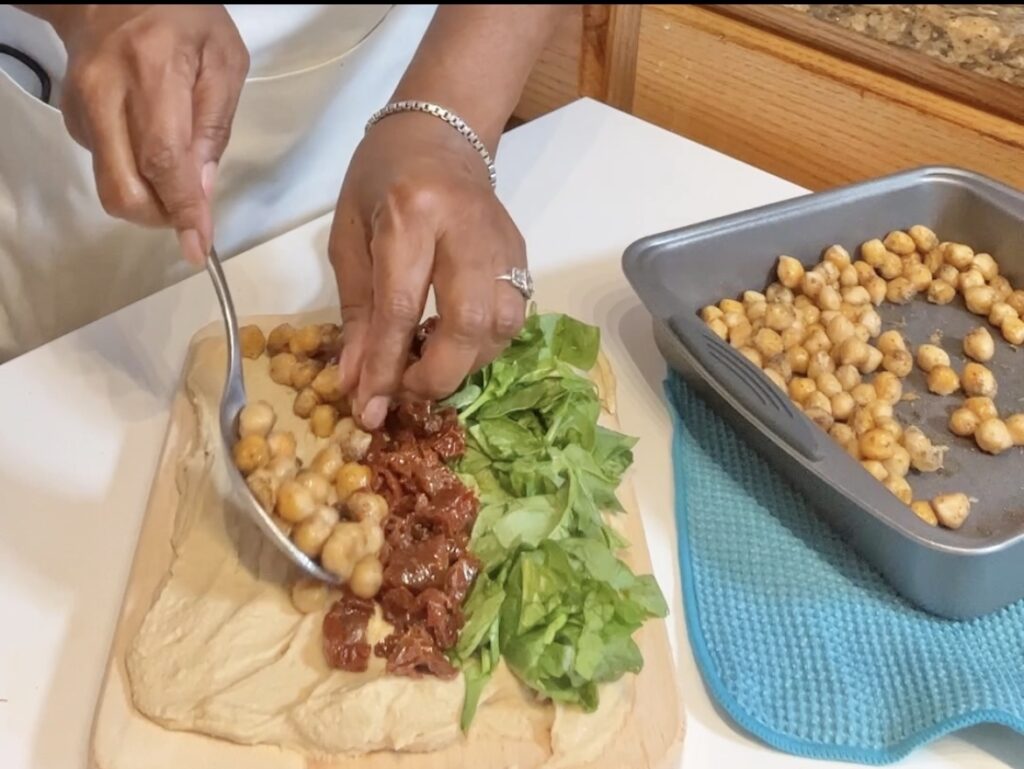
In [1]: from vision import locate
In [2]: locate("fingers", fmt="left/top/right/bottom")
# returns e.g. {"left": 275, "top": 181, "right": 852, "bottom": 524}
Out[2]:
{"left": 352, "top": 203, "right": 434, "bottom": 428}
{"left": 330, "top": 204, "right": 373, "bottom": 398}
{"left": 190, "top": 43, "right": 247, "bottom": 170}
{"left": 478, "top": 279, "right": 527, "bottom": 370}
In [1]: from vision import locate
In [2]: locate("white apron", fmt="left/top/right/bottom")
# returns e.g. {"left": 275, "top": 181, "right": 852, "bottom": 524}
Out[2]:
{"left": 0, "top": 4, "right": 436, "bottom": 361}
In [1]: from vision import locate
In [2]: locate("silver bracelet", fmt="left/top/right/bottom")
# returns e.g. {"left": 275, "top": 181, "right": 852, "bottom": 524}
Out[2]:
{"left": 365, "top": 100, "right": 497, "bottom": 188}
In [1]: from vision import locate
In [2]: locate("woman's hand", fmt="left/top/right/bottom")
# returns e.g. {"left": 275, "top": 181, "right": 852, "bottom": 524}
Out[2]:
{"left": 34, "top": 4, "right": 249, "bottom": 263}
{"left": 329, "top": 112, "right": 528, "bottom": 429}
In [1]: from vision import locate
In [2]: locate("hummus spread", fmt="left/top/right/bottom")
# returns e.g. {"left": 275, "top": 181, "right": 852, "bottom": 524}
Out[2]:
{"left": 125, "top": 336, "right": 632, "bottom": 763}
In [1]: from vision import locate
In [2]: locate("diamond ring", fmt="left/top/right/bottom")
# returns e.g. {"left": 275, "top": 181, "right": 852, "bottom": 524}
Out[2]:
{"left": 496, "top": 267, "right": 534, "bottom": 301}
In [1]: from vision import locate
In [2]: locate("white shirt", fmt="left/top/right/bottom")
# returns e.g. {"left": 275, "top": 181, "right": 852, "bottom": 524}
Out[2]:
{"left": 0, "top": 4, "right": 436, "bottom": 360}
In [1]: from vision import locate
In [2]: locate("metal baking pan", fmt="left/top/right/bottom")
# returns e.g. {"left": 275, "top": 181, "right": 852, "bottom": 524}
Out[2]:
{"left": 623, "top": 166, "right": 1024, "bottom": 619}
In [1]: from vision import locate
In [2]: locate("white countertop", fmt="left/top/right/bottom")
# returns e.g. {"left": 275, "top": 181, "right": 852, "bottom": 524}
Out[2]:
{"left": 1, "top": 98, "right": 1020, "bottom": 769}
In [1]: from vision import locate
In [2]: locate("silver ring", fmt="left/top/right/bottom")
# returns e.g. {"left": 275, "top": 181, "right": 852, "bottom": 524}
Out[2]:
{"left": 496, "top": 267, "right": 534, "bottom": 300}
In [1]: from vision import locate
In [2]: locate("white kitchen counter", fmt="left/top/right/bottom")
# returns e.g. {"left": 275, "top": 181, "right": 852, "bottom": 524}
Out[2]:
{"left": 1, "top": 98, "right": 1020, "bottom": 769}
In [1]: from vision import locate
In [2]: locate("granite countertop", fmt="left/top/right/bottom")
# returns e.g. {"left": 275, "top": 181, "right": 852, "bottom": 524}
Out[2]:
{"left": 784, "top": 5, "right": 1024, "bottom": 88}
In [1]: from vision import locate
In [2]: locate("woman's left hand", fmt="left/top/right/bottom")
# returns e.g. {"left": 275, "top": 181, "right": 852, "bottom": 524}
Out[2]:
{"left": 329, "top": 111, "right": 527, "bottom": 430}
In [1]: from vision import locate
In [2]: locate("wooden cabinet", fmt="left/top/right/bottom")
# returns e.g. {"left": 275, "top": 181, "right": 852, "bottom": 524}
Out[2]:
{"left": 515, "top": 5, "right": 1024, "bottom": 191}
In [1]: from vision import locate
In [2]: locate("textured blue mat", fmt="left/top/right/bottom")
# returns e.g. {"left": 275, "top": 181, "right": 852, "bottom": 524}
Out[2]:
{"left": 665, "top": 373, "right": 1024, "bottom": 764}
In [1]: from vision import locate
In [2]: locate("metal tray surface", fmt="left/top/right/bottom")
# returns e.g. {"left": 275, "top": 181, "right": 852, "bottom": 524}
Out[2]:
{"left": 623, "top": 166, "right": 1024, "bottom": 618}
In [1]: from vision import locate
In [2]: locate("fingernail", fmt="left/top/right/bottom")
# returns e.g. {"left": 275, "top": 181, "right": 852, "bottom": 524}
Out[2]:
{"left": 177, "top": 229, "right": 205, "bottom": 266}
{"left": 201, "top": 161, "right": 218, "bottom": 200}
{"left": 361, "top": 396, "right": 389, "bottom": 430}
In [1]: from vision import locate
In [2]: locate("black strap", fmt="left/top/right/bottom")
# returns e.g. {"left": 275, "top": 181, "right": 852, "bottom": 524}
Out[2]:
{"left": 0, "top": 43, "right": 51, "bottom": 104}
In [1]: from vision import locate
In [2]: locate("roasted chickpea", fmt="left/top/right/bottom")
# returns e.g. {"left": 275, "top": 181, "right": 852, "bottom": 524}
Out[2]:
{"left": 842, "top": 286, "right": 871, "bottom": 306}
{"left": 338, "top": 422, "right": 372, "bottom": 461}
{"left": 786, "top": 346, "right": 810, "bottom": 376}
{"left": 962, "top": 327, "right": 994, "bottom": 363}
{"left": 804, "top": 328, "right": 832, "bottom": 356}
{"left": 240, "top": 325, "right": 267, "bottom": 359}
{"left": 818, "top": 261, "right": 841, "bottom": 285}
{"left": 292, "top": 505, "right": 340, "bottom": 557}
{"left": 1005, "top": 414, "right": 1024, "bottom": 446}
{"left": 924, "top": 248, "right": 945, "bottom": 276}
{"left": 935, "top": 264, "right": 960, "bottom": 286}
{"left": 830, "top": 392, "right": 855, "bottom": 421}
{"left": 800, "top": 304, "right": 821, "bottom": 327}
{"left": 269, "top": 352, "right": 299, "bottom": 387}
{"left": 310, "top": 403, "right": 339, "bottom": 438}
{"left": 815, "top": 372, "right": 843, "bottom": 399}
{"left": 865, "top": 276, "right": 887, "bottom": 306}
{"left": 294, "top": 387, "right": 321, "bottom": 418}
{"left": 945, "top": 243, "right": 975, "bottom": 270}
{"left": 949, "top": 408, "right": 980, "bottom": 438}
{"left": 972, "top": 252, "right": 999, "bottom": 281}
{"left": 739, "top": 347, "right": 763, "bottom": 368}
{"left": 707, "top": 318, "right": 728, "bottom": 341}
{"left": 350, "top": 556, "right": 384, "bottom": 599}
{"left": 884, "top": 475, "right": 913, "bottom": 505}
{"left": 781, "top": 325, "right": 805, "bottom": 350}
{"left": 964, "top": 396, "right": 998, "bottom": 421}
{"left": 1007, "top": 290, "right": 1024, "bottom": 316}
{"left": 882, "top": 230, "right": 914, "bottom": 255}
{"left": 238, "top": 400, "right": 276, "bottom": 439}
{"left": 905, "top": 263, "right": 933, "bottom": 293}
{"left": 310, "top": 444, "right": 343, "bottom": 482}
{"left": 838, "top": 337, "right": 869, "bottom": 367}
{"left": 840, "top": 264, "right": 859, "bottom": 288}
{"left": 876, "top": 330, "right": 906, "bottom": 356}
{"left": 903, "top": 427, "right": 946, "bottom": 472}
{"left": 932, "top": 492, "right": 970, "bottom": 530}
{"left": 927, "top": 365, "right": 960, "bottom": 396}
{"left": 915, "top": 344, "right": 950, "bottom": 373}
{"left": 911, "top": 500, "right": 938, "bottom": 527}
{"left": 320, "top": 323, "right": 343, "bottom": 355}
{"left": 850, "top": 406, "right": 875, "bottom": 435}
{"left": 743, "top": 290, "right": 767, "bottom": 307}
{"left": 804, "top": 390, "right": 832, "bottom": 416}
{"left": 883, "top": 445, "right": 911, "bottom": 479}
{"left": 719, "top": 298, "right": 745, "bottom": 315}
{"left": 266, "top": 323, "right": 295, "bottom": 356}
{"left": 882, "top": 350, "right": 913, "bottom": 378}
{"left": 320, "top": 523, "right": 364, "bottom": 580}
{"left": 861, "top": 239, "right": 887, "bottom": 267}
{"left": 788, "top": 377, "right": 817, "bottom": 405}
{"left": 1002, "top": 317, "right": 1024, "bottom": 345}
{"left": 830, "top": 422, "right": 858, "bottom": 455}
{"left": 885, "top": 277, "right": 915, "bottom": 304}
{"left": 959, "top": 270, "right": 986, "bottom": 293}
{"left": 964, "top": 285, "right": 996, "bottom": 315}
{"left": 860, "top": 428, "right": 896, "bottom": 461}
{"left": 851, "top": 383, "right": 877, "bottom": 408}
{"left": 926, "top": 279, "right": 956, "bottom": 305}
{"left": 826, "top": 315, "right": 855, "bottom": 346}
{"left": 858, "top": 307, "right": 882, "bottom": 338}
{"left": 268, "top": 430, "right": 297, "bottom": 459}
{"left": 861, "top": 460, "right": 888, "bottom": 482}
{"left": 276, "top": 479, "right": 316, "bottom": 523}
{"left": 776, "top": 256, "right": 805, "bottom": 289}
{"left": 859, "top": 345, "right": 883, "bottom": 375}
{"left": 764, "top": 368, "right": 788, "bottom": 390}
{"left": 807, "top": 350, "right": 835, "bottom": 379}
{"left": 818, "top": 285, "right": 841, "bottom": 311}
{"left": 865, "top": 401, "right": 893, "bottom": 421}
{"left": 908, "top": 225, "right": 938, "bottom": 253}
{"left": 291, "top": 358, "right": 324, "bottom": 390}
{"left": 336, "top": 462, "right": 373, "bottom": 502}
{"left": 290, "top": 578, "right": 333, "bottom": 614}
{"left": 874, "top": 372, "right": 903, "bottom": 404}
{"left": 824, "top": 244, "right": 852, "bottom": 269}
{"left": 296, "top": 471, "right": 332, "bottom": 505}
{"left": 763, "top": 303, "right": 793, "bottom": 332}
{"left": 875, "top": 417, "right": 903, "bottom": 441}
{"left": 879, "top": 254, "right": 903, "bottom": 281}
{"left": 701, "top": 306, "right": 723, "bottom": 323}
{"left": 310, "top": 364, "right": 344, "bottom": 403}
{"left": 729, "top": 320, "right": 753, "bottom": 348}
{"left": 962, "top": 362, "right": 997, "bottom": 398}
{"left": 233, "top": 434, "right": 269, "bottom": 475}
{"left": 246, "top": 468, "right": 276, "bottom": 511}
{"left": 753, "top": 328, "right": 784, "bottom": 359}
{"left": 347, "top": 491, "right": 389, "bottom": 524}
{"left": 991, "top": 275, "right": 1014, "bottom": 301}
{"left": 989, "top": 302, "right": 1018, "bottom": 329}
{"left": 854, "top": 260, "right": 878, "bottom": 284}
{"left": 804, "top": 407, "right": 834, "bottom": 431}
{"left": 289, "top": 324, "right": 322, "bottom": 358}
{"left": 976, "top": 418, "right": 1012, "bottom": 455}
{"left": 271, "top": 515, "right": 293, "bottom": 536}
{"left": 835, "top": 364, "right": 861, "bottom": 392}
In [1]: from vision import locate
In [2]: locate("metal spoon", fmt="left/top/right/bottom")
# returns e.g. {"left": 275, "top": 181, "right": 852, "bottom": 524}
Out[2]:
{"left": 205, "top": 248, "right": 341, "bottom": 584}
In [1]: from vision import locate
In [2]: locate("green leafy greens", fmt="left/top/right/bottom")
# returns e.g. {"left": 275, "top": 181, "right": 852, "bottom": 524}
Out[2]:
{"left": 445, "top": 310, "right": 668, "bottom": 730}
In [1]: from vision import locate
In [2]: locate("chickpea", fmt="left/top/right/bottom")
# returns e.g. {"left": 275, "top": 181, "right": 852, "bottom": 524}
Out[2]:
{"left": 882, "top": 350, "right": 913, "bottom": 378}
{"left": 865, "top": 401, "right": 893, "bottom": 421}
{"left": 875, "top": 417, "right": 903, "bottom": 441}
{"left": 960, "top": 270, "right": 986, "bottom": 293}
{"left": 817, "top": 285, "right": 841, "bottom": 311}
{"left": 964, "top": 285, "right": 996, "bottom": 316}
{"left": 945, "top": 243, "right": 975, "bottom": 270}
{"left": 788, "top": 377, "right": 817, "bottom": 405}
{"left": 292, "top": 505, "right": 340, "bottom": 557}
{"left": 267, "top": 430, "right": 297, "bottom": 460}
{"left": 347, "top": 491, "right": 389, "bottom": 523}
{"left": 776, "top": 256, "right": 805, "bottom": 289}
{"left": 879, "top": 254, "right": 903, "bottom": 281}
{"left": 881, "top": 230, "right": 913, "bottom": 256}
{"left": 963, "top": 327, "right": 995, "bottom": 363}
{"left": 800, "top": 304, "right": 821, "bottom": 327}
{"left": 859, "top": 345, "right": 883, "bottom": 375}
{"left": 291, "top": 578, "right": 333, "bottom": 615}
{"left": 915, "top": 344, "right": 948, "bottom": 373}
{"left": 276, "top": 479, "right": 316, "bottom": 523}
{"left": 338, "top": 422, "right": 372, "bottom": 462}
{"left": 926, "top": 365, "right": 960, "bottom": 396}
{"left": 936, "top": 264, "right": 961, "bottom": 287}
{"left": 700, "top": 306, "right": 723, "bottom": 323}
{"left": 268, "top": 455, "right": 299, "bottom": 485}
{"left": 837, "top": 337, "right": 868, "bottom": 367}
{"left": 233, "top": 434, "right": 269, "bottom": 475}
{"left": 765, "top": 285, "right": 794, "bottom": 305}
{"left": 853, "top": 260, "right": 878, "bottom": 284}
{"left": 989, "top": 302, "right": 1018, "bottom": 330}
{"left": 823, "top": 244, "right": 852, "bottom": 269}
{"left": 719, "top": 298, "right": 745, "bottom": 315}
{"left": 739, "top": 348, "right": 762, "bottom": 368}
{"left": 830, "top": 392, "right": 855, "bottom": 421}
{"left": 839, "top": 303, "right": 860, "bottom": 322}
{"left": 320, "top": 323, "right": 343, "bottom": 355}
{"left": 932, "top": 493, "right": 971, "bottom": 530}
{"left": 786, "top": 346, "right": 810, "bottom": 376}
{"left": 348, "top": 556, "right": 383, "bottom": 599}
{"left": 804, "top": 329, "right": 832, "bottom": 356}
{"left": 707, "top": 318, "right": 729, "bottom": 341}
{"left": 310, "top": 404, "right": 340, "bottom": 438}
{"left": 310, "top": 444, "right": 343, "bottom": 482}
{"left": 269, "top": 352, "right": 299, "bottom": 387}
{"left": 294, "top": 387, "right": 322, "bottom": 418}
{"left": 766, "top": 353, "right": 793, "bottom": 381}
{"left": 851, "top": 383, "right": 877, "bottom": 408}
{"left": 991, "top": 275, "right": 1013, "bottom": 302}
{"left": 874, "top": 372, "right": 903, "bottom": 405}
{"left": 886, "top": 277, "right": 916, "bottom": 304}
{"left": 743, "top": 290, "right": 767, "bottom": 306}
{"left": 336, "top": 462, "right": 373, "bottom": 501}
{"left": 295, "top": 471, "right": 332, "bottom": 505}
{"left": 926, "top": 279, "right": 956, "bottom": 305}
{"left": 864, "top": 276, "right": 886, "bottom": 306}
{"left": 861, "top": 460, "right": 889, "bottom": 482}
{"left": 975, "top": 418, "right": 1013, "bottom": 455}
{"left": 860, "top": 428, "right": 896, "bottom": 461}
{"left": 884, "top": 475, "right": 913, "bottom": 505}
{"left": 910, "top": 500, "right": 938, "bottom": 527}
{"left": 924, "top": 248, "right": 945, "bottom": 276}
{"left": 883, "top": 445, "right": 911, "bottom": 479}
{"left": 291, "top": 358, "right": 324, "bottom": 391}
{"left": 876, "top": 330, "right": 906, "bottom": 356}
{"left": 826, "top": 315, "right": 855, "bottom": 346}
{"left": 266, "top": 323, "right": 295, "bottom": 356}
{"left": 1007, "top": 290, "right": 1024, "bottom": 316}
{"left": 1005, "top": 414, "right": 1024, "bottom": 446}
{"left": 289, "top": 324, "right": 322, "bottom": 358}
{"left": 238, "top": 400, "right": 276, "bottom": 439}
{"left": 753, "top": 328, "right": 784, "bottom": 359}
{"left": 781, "top": 325, "right": 805, "bottom": 350}
{"left": 763, "top": 303, "right": 793, "bottom": 332}
{"left": 830, "top": 421, "right": 856, "bottom": 444}
{"left": 1002, "top": 317, "right": 1024, "bottom": 345}
{"left": 835, "top": 364, "right": 861, "bottom": 392}
{"left": 807, "top": 350, "right": 835, "bottom": 379}
{"left": 815, "top": 372, "right": 843, "bottom": 399}
{"left": 246, "top": 468, "right": 276, "bottom": 511}
{"left": 861, "top": 239, "right": 887, "bottom": 267}
{"left": 962, "top": 362, "right": 997, "bottom": 398}
{"left": 903, "top": 427, "right": 946, "bottom": 472}
{"left": 321, "top": 522, "right": 368, "bottom": 580}
{"left": 908, "top": 224, "right": 939, "bottom": 253}
{"left": 764, "top": 368, "right": 788, "bottom": 390}
{"left": 842, "top": 286, "right": 871, "bottom": 307}
{"left": 729, "top": 320, "right": 753, "bottom": 348}
{"left": 964, "top": 396, "right": 998, "bottom": 421}
{"left": 804, "top": 390, "right": 832, "bottom": 415}
{"left": 839, "top": 264, "right": 859, "bottom": 288}
{"left": 240, "top": 325, "right": 267, "bottom": 359}
{"left": 747, "top": 302, "right": 767, "bottom": 324}
{"left": 949, "top": 408, "right": 980, "bottom": 438}
{"left": 817, "top": 261, "right": 841, "bottom": 285}
{"left": 905, "top": 263, "right": 933, "bottom": 293}
{"left": 972, "top": 252, "right": 999, "bottom": 281}
{"left": 804, "top": 407, "right": 834, "bottom": 431}
{"left": 859, "top": 307, "right": 882, "bottom": 338}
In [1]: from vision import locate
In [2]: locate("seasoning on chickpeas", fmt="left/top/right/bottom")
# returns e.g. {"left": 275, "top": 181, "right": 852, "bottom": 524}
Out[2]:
{"left": 239, "top": 325, "right": 267, "bottom": 359}
{"left": 233, "top": 434, "right": 270, "bottom": 475}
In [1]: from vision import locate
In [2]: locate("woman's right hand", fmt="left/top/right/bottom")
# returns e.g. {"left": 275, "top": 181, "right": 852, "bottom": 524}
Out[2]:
{"left": 42, "top": 4, "right": 249, "bottom": 263}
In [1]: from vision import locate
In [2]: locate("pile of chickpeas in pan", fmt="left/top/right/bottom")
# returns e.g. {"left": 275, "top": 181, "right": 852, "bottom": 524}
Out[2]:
{"left": 702, "top": 225, "right": 1024, "bottom": 532}
{"left": 229, "top": 322, "right": 386, "bottom": 600}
